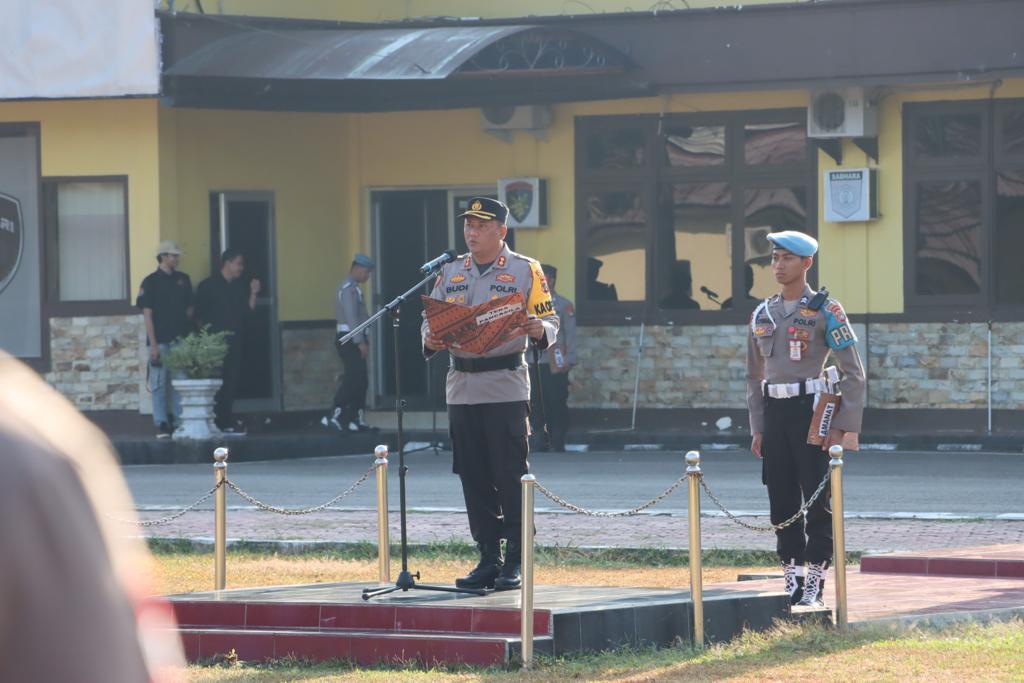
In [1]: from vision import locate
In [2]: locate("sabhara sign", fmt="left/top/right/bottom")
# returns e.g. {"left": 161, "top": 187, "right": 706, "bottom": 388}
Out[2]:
{"left": 497, "top": 178, "right": 547, "bottom": 229}
{"left": 0, "top": 192, "right": 23, "bottom": 296}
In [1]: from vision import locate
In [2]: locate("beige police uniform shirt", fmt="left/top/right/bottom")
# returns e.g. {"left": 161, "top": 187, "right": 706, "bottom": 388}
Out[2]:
{"left": 336, "top": 274, "right": 370, "bottom": 344}
{"left": 421, "top": 243, "right": 559, "bottom": 404}
{"left": 746, "top": 285, "right": 866, "bottom": 434}
{"left": 0, "top": 352, "right": 184, "bottom": 682}
{"left": 536, "top": 292, "right": 578, "bottom": 369}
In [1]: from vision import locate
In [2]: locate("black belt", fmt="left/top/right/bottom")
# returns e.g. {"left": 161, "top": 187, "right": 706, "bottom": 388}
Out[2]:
{"left": 451, "top": 353, "right": 525, "bottom": 373}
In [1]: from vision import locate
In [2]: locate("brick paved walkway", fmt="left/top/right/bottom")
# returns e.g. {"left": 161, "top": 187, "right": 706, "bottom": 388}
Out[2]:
{"left": 137, "top": 509, "right": 1024, "bottom": 553}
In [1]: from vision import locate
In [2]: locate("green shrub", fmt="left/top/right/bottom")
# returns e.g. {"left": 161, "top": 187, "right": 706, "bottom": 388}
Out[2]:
{"left": 164, "top": 326, "right": 231, "bottom": 379}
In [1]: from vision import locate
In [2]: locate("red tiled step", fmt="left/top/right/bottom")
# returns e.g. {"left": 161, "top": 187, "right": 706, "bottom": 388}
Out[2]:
{"left": 177, "top": 627, "right": 553, "bottom": 666}
{"left": 861, "top": 546, "right": 1024, "bottom": 579}
{"left": 172, "top": 600, "right": 552, "bottom": 637}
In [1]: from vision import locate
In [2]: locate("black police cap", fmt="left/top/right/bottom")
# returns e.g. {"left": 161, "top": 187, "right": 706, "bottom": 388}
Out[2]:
{"left": 458, "top": 197, "right": 509, "bottom": 224}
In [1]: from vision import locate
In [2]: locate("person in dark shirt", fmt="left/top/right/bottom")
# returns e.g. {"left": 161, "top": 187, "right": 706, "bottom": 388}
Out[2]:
{"left": 136, "top": 240, "right": 192, "bottom": 439}
{"left": 194, "top": 248, "right": 260, "bottom": 434}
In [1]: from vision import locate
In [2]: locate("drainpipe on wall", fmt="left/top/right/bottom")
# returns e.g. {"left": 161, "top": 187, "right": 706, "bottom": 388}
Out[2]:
{"left": 987, "top": 320, "right": 993, "bottom": 434}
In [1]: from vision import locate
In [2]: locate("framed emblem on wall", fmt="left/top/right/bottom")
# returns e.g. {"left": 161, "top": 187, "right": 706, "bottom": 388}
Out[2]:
{"left": 497, "top": 177, "right": 548, "bottom": 228}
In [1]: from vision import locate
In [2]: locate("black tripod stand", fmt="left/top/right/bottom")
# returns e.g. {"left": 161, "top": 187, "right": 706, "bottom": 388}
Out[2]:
{"left": 339, "top": 271, "right": 485, "bottom": 600}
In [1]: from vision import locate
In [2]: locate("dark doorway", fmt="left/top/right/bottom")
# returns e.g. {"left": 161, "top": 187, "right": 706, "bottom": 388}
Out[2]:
{"left": 209, "top": 191, "right": 281, "bottom": 411}
{"left": 372, "top": 190, "right": 449, "bottom": 410}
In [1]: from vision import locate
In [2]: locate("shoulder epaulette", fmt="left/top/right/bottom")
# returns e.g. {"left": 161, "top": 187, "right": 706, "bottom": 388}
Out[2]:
{"left": 807, "top": 286, "right": 830, "bottom": 311}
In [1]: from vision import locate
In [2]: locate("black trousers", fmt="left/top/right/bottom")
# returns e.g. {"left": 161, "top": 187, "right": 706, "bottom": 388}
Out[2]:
{"left": 215, "top": 336, "right": 241, "bottom": 428}
{"left": 762, "top": 394, "right": 833, "bottom": 565}
{"left": 448, "top": 401, "right": 530, "bottom": 544}
{"left": 332, "top": 342, "right": 368, "bottom": 417}
{"left": 529, "top": 365, "right": 570, "bottom": 449}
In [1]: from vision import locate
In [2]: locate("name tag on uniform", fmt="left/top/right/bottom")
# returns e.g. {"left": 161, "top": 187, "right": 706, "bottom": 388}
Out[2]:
{"left": 789, "top": 339, "right": 802, "bottom": 361}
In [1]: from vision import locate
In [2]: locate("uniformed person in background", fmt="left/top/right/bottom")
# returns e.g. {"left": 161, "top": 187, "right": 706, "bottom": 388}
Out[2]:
{"left": 746, "top": 230, "right": 865, "bottom": 609}
{"left": 422, "top": 197, "right": 558, "bottom": 591}
{"left": 137, "top": 240, "right": 192, "bottom": 439}
{"left": 529, "top": 264, "right": 577, "bottom": 452}
{"left": 325, "top": 253, "right": 376, "bottom": 433}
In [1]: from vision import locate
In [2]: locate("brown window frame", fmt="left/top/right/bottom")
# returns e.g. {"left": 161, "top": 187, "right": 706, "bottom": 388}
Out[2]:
{"left": 903, "top": 99, "right": 1024, "bottom": 318}
{"left": 575, "top": 109, "right": 818, "bottom": 326}
{"left": 41, "top": 175, "right": 134, "bottom": 318}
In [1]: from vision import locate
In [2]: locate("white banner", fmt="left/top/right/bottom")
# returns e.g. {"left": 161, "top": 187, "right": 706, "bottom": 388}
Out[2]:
{"left": 0, "top": 0, "right": 160, "bottom": 99}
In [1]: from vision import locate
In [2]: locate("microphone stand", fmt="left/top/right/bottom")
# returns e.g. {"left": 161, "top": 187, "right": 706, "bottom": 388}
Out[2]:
{"left": 344, "top": 269, "right": 485, "bottom": 600}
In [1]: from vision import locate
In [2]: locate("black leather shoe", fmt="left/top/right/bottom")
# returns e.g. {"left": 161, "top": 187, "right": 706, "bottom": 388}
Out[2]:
{"left": 455, "top": 541, "right": 503, "bottom": 590}
{"left": 494, "top": 539, "right": 522, "bottom": 591}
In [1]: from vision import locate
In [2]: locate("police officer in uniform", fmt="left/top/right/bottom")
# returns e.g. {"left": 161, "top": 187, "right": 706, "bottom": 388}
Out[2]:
{"left": 422, "top": 197, "right": 558, "bottom": 591}
{"left": 529, "top": 264, "right": 577, "bottom": 452}
{"left": 325, "top": 253, "right": 376, "bottom": 433}
{"left": 746, "top": 230, "right": 865, "bottom": 608}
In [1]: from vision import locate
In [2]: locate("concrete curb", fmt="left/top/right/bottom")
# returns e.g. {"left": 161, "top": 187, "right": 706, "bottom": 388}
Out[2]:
{"left": 855, "top": 605, "right": 1024, "bottom": 630}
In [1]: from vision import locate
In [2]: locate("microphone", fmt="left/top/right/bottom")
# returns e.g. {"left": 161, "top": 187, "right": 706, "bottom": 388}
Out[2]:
{"left": 419, "top": 249, "right": 458, "bottom": 274}
{"left": 700, "top": 285, "right": 719, "bottom": 299}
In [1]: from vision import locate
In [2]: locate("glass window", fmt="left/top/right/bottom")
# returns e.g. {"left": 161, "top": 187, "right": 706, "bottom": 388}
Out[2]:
{"left": 914, "top": 113, "right": 982, "bottom": 160}
{"left": 744, "top": 187, "right": 808, "bottom": 300}
{"left": 663, "top": 124, "right": 726, "bottom": 168}
{"left": 995, "top": 170, "right": 1024, "bottom": 304}
{"left": 659, "top": 182, "right": 731, "bottom": 311}
{"left": 1002, "top": 110, "right": 1024, "bottom": 157}
{"left": 583, "top": 189, "right": 647, "bottom": 302}
{"left": 586, "top": 127, "right": 646, "bottom": 171}
{"left": 744, "top": 122, "right": 807, "bottom": 165}
{"left": 49, "top": 181, "right": 128, "bottom": 302}
{"left": 914, "top": 180, "right": 982, "bottom": 296}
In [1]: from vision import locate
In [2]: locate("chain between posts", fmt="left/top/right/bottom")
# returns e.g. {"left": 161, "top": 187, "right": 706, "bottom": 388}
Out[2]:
{"left": 108, "top": 481, "right": 224, "bottom": 527}
{"left": 533, "top": 474, "right": 688, "bottom": 517}
{"left": 699, "top": 468, "right": 831, "bottom": 533}
{"left": 223, "top": 464, "right": 375, "bottom": 515}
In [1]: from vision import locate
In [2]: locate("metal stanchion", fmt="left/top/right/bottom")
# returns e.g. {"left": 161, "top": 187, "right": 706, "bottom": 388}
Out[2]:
{"left": 829, "top": 444, "right": 848, "bottom": 627}
{"left": 213, "top": 447, "right": 228, "bottom": 591}
{"left": 685, "top": 450, "right": 704, "bottom": 648}
{"left": 520, "top": 473, "right": 537, "bottom": 671}
{"left": 374, "top": 445, "right": 391, "bottom": 585}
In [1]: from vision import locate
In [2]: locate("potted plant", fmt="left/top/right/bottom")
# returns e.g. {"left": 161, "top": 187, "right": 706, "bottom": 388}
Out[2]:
{"left": 164, "top": 326, "right": 231, "bottom": 440}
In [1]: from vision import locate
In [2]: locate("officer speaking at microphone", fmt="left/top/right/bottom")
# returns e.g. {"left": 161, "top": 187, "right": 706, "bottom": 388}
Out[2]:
{"left": 746, "top": 230, "right": 865, "bottom": 610}
{"left": 421, "top": 197, "right": 558, "bottom": 591}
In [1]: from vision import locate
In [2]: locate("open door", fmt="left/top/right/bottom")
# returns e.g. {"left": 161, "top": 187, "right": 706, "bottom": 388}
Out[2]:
{"left": 209, "top": 191, "right": 282, "bottom": 412}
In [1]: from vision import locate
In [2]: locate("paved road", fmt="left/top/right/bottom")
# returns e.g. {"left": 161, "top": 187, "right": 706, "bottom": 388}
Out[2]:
{"left": 123, "top": 449, "right": 1024, "bottom": 517}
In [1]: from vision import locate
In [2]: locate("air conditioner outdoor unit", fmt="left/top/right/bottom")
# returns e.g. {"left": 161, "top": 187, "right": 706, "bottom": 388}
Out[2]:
{"left": 480, "top": 105, "right": 552, "bottom": 139}
{"left": 807, "top": 88, "right": 877, "bottom": 138}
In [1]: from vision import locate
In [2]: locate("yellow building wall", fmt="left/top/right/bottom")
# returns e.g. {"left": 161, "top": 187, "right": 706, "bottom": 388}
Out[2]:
{"left": 0, "top": 99, "right": 161, "bottom": 294}
{"left": 158, "top": 108, "right": 348, "bottom": 321}
{"left": 162, "top": 0, "right": 796, "bottom": 22}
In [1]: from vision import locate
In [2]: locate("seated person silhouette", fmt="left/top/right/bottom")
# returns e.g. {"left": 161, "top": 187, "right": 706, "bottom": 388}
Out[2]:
{"left": 722, "top": 263, "right": 761, "bottom": 309}
{"left": 586, "top": 257, "right": 618, "bottom": 301}
{"left": 660, "top": 260, "right": 701, "bottom": 310}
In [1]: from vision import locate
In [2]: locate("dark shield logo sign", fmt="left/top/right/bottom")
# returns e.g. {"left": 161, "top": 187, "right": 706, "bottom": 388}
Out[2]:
{"left": 505, "top": 181, "right": 534, "bottom": 224}
{"left": 0, "top": 193, "right": 24, "bottom": 295}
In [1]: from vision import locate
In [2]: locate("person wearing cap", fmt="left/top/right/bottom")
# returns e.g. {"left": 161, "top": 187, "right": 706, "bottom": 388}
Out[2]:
{"left": 746, "top": 230, "right": 865, "bottom": 610}
{"left": 421, "top": 196, "right": 559, "bottom": 591}
{"left": 324, "top": 253, "right": 376, "bottom": 433}
{"left": 529, "top": 264, "right": 577, "bottom": 452}
{"left": 136, "top": 240, "right": 192, "bottom": 439}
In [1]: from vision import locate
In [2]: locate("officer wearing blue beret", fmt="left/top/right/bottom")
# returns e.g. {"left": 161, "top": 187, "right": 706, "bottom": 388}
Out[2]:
{"left": 746, "top": 230, "right": 865, "bottom": 609}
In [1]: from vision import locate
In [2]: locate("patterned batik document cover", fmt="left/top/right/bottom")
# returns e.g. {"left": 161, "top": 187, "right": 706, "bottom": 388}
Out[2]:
{"left": 422, "top": 292, "right": 528, "bottom": 355}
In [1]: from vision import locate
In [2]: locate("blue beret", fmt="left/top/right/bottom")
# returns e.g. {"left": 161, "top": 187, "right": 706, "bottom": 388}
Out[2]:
{"left": 353, "top": 253, "right": 376, "bottom": 269}
{"left": 766, "top": 231, "right": 818, "bottom": 257}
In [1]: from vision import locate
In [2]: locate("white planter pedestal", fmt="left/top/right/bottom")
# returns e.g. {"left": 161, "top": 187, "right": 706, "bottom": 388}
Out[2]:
{"left": 172, "top": 378, "right": 223, "bottom": 440}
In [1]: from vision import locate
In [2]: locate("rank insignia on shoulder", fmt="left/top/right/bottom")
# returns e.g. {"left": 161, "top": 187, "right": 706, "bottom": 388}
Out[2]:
{"left": 496, "top": 255, "right": 507, "bottom": 268}
{"left": 496, "top": 273, "right": 515, "bottom": 283}
{"left": 463, "top": 256, "right": 472, "bottom": 268}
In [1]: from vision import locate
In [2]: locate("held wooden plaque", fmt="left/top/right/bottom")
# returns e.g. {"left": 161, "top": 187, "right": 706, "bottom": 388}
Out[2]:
{"left": 422, "top": 292, "right": 528, "bottom": 355}
{"left": 807, "top": 393, "right": 842, "bottom": 446}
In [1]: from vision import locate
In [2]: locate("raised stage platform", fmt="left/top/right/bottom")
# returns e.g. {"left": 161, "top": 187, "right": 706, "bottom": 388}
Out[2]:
{"left": 170, "top": 582, "right": 792, "bottom": 666}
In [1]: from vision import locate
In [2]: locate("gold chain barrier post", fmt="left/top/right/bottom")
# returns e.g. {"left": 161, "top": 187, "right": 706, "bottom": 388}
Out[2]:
{"left": 520, "top": 473, "right": 537, "bottom": 671}
{"left": 829, "top": 444, "right": 848, "bottom": 627}
{"left": 685, "top": 451, "right": 704, "bottom": 648}
{"left": 374, "top": 445, "right": 391, "bottom": 585}
{"left": 213, "top": 447, "right": 228, "bottom": 591}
